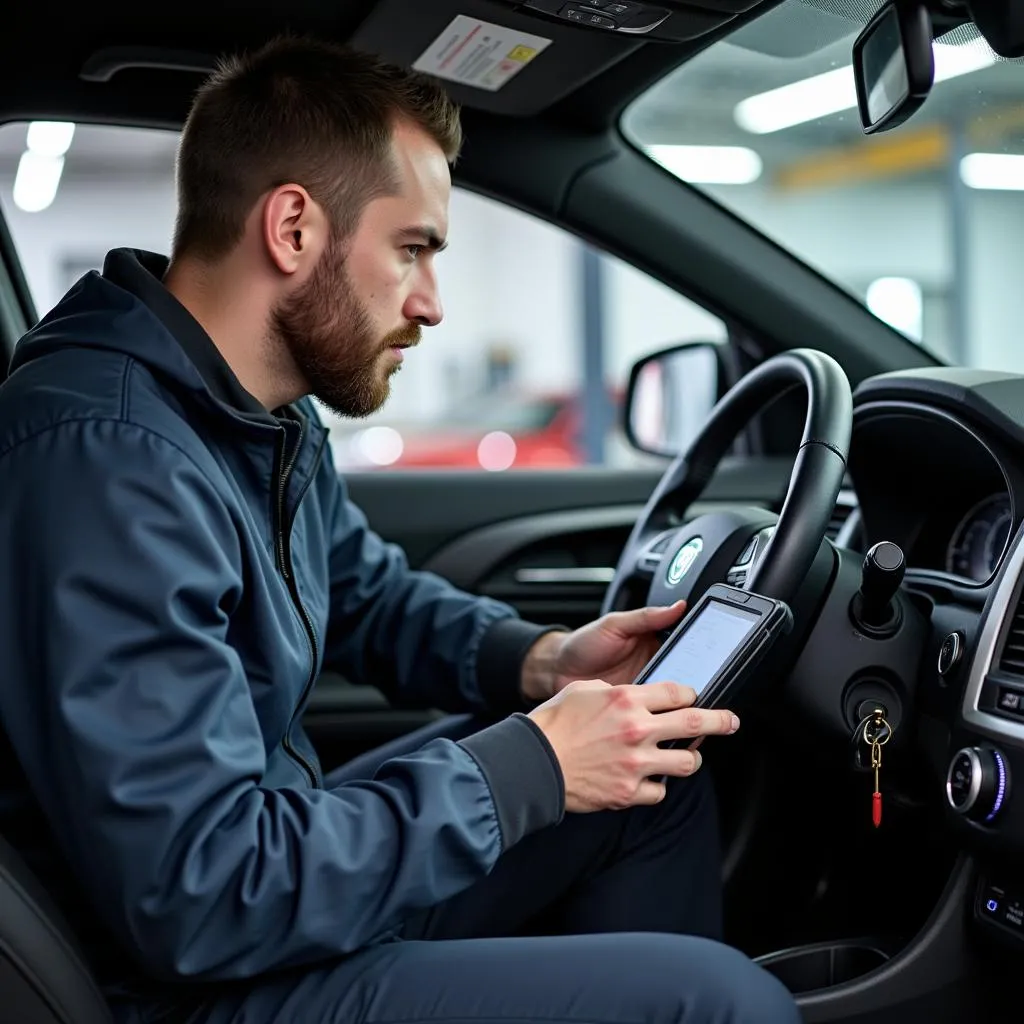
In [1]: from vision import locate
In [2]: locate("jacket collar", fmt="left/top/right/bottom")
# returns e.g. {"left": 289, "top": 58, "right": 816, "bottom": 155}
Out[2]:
{"left": 102, "top": 248, "right": 275, "bottom": 421}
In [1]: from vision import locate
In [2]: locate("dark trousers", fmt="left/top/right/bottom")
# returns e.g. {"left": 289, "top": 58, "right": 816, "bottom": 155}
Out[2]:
{"left": 165, "top": 716, "right": 801, "bottom": 1024}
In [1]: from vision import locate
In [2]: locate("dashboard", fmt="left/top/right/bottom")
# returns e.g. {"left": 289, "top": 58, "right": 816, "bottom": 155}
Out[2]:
{"left": 847, "top": 378, "right": 1024, "bottom": 588}
{"left": 837, "top": 368, "right": 1024, "bottom": 946}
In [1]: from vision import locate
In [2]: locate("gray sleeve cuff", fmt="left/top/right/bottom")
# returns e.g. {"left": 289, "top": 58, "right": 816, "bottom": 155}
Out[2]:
{"left": 475, "top": 617, "right": 567, "bottom": 713}
{"left": 458, "top": 713, "right": 564, "bottom": 850}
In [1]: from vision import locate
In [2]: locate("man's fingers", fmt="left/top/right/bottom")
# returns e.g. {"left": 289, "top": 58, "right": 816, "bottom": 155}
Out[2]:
{"left": 649, "top": 705, "right": 739, "bottom": 743}
{"left": 633, "top": 779, "right": 668, "bottom": 805}
{"left": 646, "top": 746, "right": 705, "bottom": 779}
{"left": 562, "top": 678, "right": 612, "bottom": 694}
{"left": 634, "top": 679, "right": 698, "bottom": 712}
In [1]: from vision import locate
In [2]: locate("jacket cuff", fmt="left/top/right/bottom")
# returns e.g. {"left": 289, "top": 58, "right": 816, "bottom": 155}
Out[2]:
{"left": 475, "top": 617, "right": 566, "bottom": 713}
{"left": 458, "top": 713, "right": 564, "bottom": 850}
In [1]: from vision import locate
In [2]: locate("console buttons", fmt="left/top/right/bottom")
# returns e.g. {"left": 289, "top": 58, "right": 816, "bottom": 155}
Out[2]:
{"left": 571, "top": 0, "right": 637, "bottom": 11}
{"left": 997, "top": 686, "right": 1024, "bottom": 715}
{"left": 946, "top": 746, "right": 1009, "bottom": 822}
{"left": 560, "top": 5, "right": 616, "bottom": 27}
{"left": 980, "top": 881, "right": 1024, "bottom": 934}
{"left": 937, "top": 631, "right": 963, "bottom": 676}
{"left": 736, "top": 536, "right": 758, "bottom": 566}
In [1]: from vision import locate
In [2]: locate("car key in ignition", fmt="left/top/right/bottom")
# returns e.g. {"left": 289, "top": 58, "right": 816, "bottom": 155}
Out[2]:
{"left": 857, "top": 708, "right": 893, "bottom": 828}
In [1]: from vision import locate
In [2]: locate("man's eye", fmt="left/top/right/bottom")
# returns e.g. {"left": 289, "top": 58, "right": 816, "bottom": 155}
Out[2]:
{"left": 406, "top": 244, "right": 424, "bottom": 259}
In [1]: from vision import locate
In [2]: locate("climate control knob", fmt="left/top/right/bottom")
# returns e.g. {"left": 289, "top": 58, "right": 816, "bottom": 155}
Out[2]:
{"left": 946, "top": 746, "right": 1009, "bottom": 822}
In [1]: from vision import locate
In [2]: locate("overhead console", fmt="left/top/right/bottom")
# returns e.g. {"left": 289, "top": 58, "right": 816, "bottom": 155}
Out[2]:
{"left": 349, "top": 0, "right": 762, "bottom": 117}
{"left": 495, "top": 0, "right": 760, "bottom": 41}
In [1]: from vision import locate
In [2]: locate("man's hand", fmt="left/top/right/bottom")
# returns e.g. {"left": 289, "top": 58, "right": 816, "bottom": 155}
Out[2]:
{"left": 520, "top": 603, "right": 686, "bottom": 703}
{"left": 528, "top": 679, "right": 739, "bottom": 812}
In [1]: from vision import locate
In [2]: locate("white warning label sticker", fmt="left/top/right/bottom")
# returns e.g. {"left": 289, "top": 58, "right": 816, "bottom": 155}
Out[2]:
{"left": 413, "top": 15, "right": 552, "bottom": 92}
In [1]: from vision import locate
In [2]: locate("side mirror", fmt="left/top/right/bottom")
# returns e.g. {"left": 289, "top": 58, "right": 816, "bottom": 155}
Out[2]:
{"left": 852, "top": 1, "right": 935, "bottom": 134}
{"left": 624, "top": 341, "right": 722, "bottom": 458}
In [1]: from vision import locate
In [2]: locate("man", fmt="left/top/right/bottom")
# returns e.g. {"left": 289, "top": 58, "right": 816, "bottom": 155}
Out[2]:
{"left": 0, "top": 36, "right": 799, "bottom": 1024}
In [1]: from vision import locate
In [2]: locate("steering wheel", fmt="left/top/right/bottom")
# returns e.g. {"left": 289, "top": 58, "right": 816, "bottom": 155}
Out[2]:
{"left": 602, "top": 349, "right": 853, "bottom": 616}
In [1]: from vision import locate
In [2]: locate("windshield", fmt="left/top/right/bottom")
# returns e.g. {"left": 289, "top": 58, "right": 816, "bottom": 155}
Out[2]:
{"left": 623, "top": 0, "right": 1024, "bottom": 371}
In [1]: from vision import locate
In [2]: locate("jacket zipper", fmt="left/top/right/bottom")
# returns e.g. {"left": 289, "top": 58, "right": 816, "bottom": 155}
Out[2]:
{"left": 275, "top": 420, "right": 325, "bottom": 789}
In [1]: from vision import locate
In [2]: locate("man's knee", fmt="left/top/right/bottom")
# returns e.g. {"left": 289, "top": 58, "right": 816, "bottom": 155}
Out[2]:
{"left": 706, "top": 945, "right": 801, "bottom": 1023}
{"left": 629, "top": 934, "right": 801, "bottom": 1024}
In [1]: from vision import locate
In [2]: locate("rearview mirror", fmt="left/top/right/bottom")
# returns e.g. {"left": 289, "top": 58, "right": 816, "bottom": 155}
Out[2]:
{"left": 852, "top": 1, "right": 935, "bottom": 134}
{"left": 624, "top": 342, "right": 721, "bottom": 458}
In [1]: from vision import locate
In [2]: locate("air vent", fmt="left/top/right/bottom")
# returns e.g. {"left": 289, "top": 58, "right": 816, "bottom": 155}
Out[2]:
{"left": 998, "top": 588, "right": 1024, "bottom": 676}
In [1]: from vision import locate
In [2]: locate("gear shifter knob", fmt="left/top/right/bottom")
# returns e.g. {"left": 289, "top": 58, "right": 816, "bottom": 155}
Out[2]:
{"left": 851, "top": 541, "right": 905, "bottom": 636}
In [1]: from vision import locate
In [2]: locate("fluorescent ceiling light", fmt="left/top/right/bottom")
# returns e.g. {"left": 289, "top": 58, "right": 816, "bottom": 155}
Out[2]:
{"left": 736, "top": 67, "right": 855, "bottom": 135}
{"left": 25, "top": 121, "right": 75, "bottom": 157}
{"left": 649, "top": 144, "right": 763, "bottom": 184}
{"left": 960, "top": 152, "right": 1024, "bottom": 190}
{"left": 866, "top": 277, "right": 923, "bottom": 340}
{"left": 12, "top": 151, "right": 65, "bottom": 213}
{"left": 735, "top": 42, "right": 997, "bottom": 134}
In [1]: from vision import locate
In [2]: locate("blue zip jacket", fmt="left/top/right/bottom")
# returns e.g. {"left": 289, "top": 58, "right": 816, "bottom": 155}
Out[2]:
{"left": 0, "top": 249, "right": 564, "bottom": 989}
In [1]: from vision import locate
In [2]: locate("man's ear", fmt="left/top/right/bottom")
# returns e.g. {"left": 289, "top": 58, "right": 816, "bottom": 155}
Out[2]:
{"left": 261, "top": 184, "right": 328, "bottom": 276}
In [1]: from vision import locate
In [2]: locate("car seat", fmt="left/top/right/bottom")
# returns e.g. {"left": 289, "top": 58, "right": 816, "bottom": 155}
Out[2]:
{"left": 0, "top": 829, "right": 113, "bottom": 1023}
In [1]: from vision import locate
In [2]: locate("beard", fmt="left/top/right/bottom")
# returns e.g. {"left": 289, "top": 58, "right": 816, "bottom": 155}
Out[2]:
{"left": 270, "top": 233, "right": 421, "bottom": 419}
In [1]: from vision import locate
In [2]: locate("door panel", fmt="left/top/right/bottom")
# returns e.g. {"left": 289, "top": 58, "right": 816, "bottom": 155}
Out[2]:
{"left": 425, "top": 500, "right": 763, "bottom": 629}
{"left": 343, "top": 456, "right": 794, "bottom": 566}
{"left": 305, "top": 456, "right": 795, "bottom": 767}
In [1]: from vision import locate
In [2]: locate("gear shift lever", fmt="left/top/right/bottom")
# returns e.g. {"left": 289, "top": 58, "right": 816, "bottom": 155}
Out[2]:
{"left": 850, "top": 541, "right": 905, "bottom": 638}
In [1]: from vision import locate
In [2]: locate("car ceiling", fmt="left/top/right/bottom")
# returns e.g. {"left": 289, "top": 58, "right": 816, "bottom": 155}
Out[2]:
{"left": 3, "top": 0, "right": 1016, "bottom": 181}
{"left": 0, "top": 0, "right": 945, "bottom": 386}
{"left": 0, "top": 0, "right": 777, "bottom": 132}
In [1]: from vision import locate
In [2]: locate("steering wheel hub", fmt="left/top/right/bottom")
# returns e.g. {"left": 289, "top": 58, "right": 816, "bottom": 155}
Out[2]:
{"left": 646, "top": 509, "right": 779, "bottom": 608}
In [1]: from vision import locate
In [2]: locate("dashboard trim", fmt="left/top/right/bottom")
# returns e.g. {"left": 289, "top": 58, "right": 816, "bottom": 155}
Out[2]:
{"left": 962, "top": 521, "right": 1024, "bottom": 746}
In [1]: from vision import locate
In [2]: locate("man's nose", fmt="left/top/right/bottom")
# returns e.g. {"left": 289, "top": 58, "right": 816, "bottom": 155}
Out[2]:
{"left": 404, "top": 269, "right": 443, "bottom": 327}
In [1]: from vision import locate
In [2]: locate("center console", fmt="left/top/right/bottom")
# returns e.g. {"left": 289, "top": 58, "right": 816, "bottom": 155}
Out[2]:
{"left": 926, "top": 521, "right": 1024, "bottom": 960}
{"left": 767, "top": 518, "right": 1024, "bottom": 1022}
{"left": 747, "top": 525, "right": 1024, "bottom": 1020}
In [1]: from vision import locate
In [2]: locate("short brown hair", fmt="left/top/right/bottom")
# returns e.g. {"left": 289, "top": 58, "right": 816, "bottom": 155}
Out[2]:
{"left": 172, "top": 36, "right": 462, "bottom": 260}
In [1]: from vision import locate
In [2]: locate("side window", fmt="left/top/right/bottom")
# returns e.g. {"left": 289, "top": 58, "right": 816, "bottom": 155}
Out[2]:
{"left": 0, "top": 122, "right": 726, "bottom": 469}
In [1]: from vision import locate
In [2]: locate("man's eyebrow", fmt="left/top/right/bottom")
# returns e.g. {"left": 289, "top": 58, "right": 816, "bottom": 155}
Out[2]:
{"left": 400, "top": 226, "right": 448, "bottom": 252}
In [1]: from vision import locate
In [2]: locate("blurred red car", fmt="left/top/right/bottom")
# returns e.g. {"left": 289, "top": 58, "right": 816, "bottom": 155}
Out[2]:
{"left": 393, "top": 391, "right": 586, "bottom": 470}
